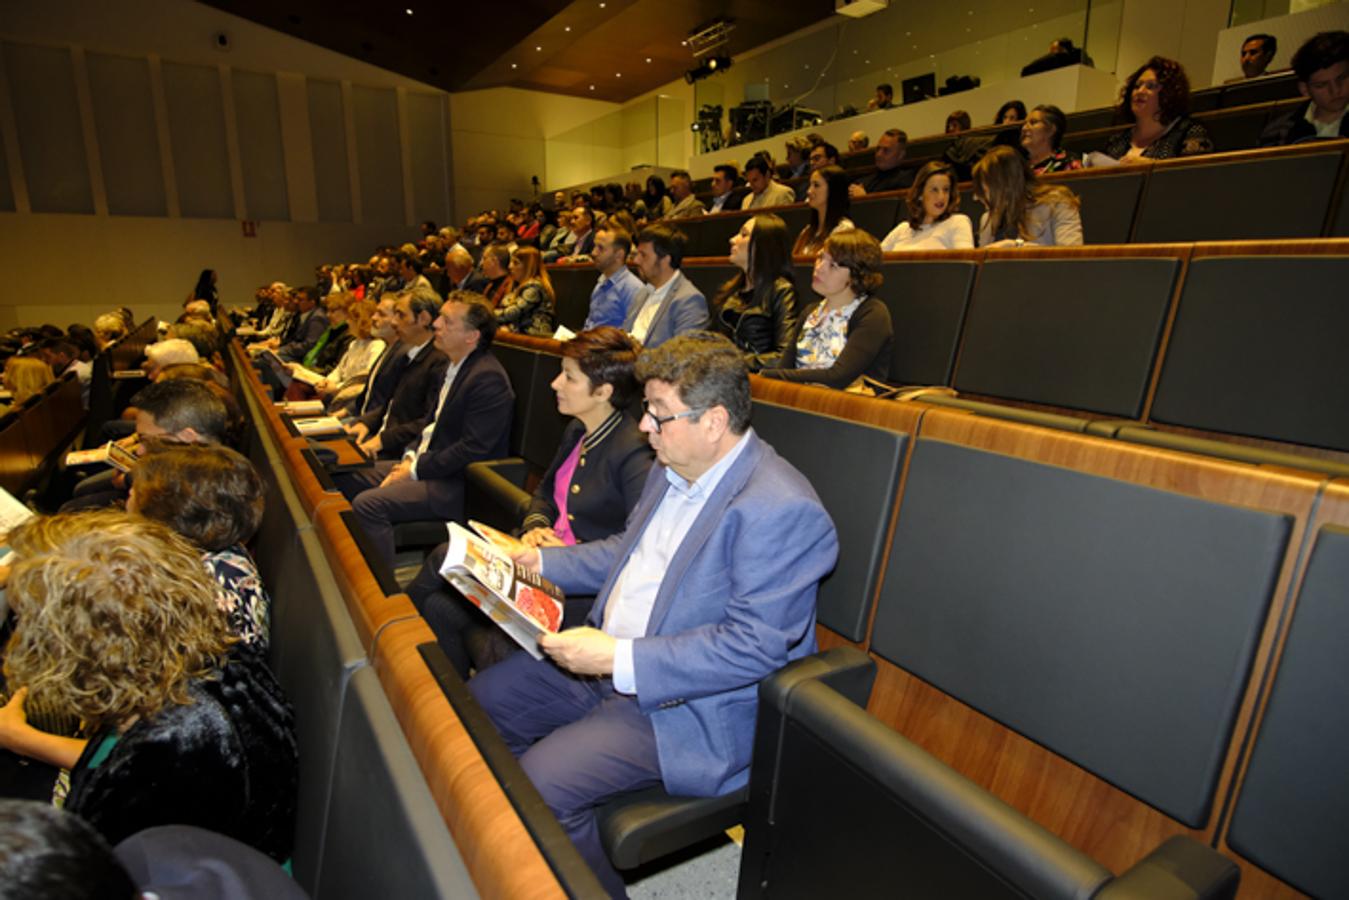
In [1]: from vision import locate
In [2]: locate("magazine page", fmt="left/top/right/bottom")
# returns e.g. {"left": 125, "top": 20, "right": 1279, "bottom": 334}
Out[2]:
{"left": 288, "top": 365, "right": 325, "bottom": 387}
{"left": 469, "top": 519, "right": 527, "bottom": 556}
{"left": 439, "top": 521, "right": 564, "bottom": 657}
{"left": 66, "top": 443, "right": 111, "bottom": 468}
{"left": 291, "top": 416, "right": 345, "bottom": 437}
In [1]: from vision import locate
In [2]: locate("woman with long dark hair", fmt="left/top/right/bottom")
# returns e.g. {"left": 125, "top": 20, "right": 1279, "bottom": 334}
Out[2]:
{"left": 192, "top": 269, "right": 219, "bottom": 315}
{"left": 714, "top": 213, "right": 798, "bottom": 371}
{"left": 792, "top": 164, "right": 854, "bottom": 256}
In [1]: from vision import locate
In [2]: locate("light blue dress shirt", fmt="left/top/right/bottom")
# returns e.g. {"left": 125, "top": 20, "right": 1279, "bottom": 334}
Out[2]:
{"left": 585, "top": 266, "right": 643, "bottom": 330}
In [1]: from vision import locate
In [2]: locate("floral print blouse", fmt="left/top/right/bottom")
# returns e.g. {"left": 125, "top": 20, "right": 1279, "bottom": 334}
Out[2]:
{"left": 794, "top": 295, "right": 864, "bottom": 371}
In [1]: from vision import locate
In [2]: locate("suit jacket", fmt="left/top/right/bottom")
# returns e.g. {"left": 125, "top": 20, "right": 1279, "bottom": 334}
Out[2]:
{"left": 521, "top": 413, "right": 653, "bottom": 541}
{"left": 277, "top": 309, "right": 328, "bottom": 362}
{"left": 622, "top": 271, "right": 709, "bottom": 349}
{"left": 540, "top": 431, "right": 838, "bottom": 796}
{"left": 411, "top": 346, "right": 514, "bottom": 512}
{"left": 356, "top": 341, "right": 449, "bottom": 457}
{"left": 667, "top": 194, "right": 707, "bottom": 219}
{"left": 349, "top": 339, "right": 406, "bottom": 418}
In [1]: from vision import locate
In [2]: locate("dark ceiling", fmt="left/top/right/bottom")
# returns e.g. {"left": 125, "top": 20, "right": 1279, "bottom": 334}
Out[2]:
{"left": 198, "top": 0, "right": 836, "bottom": 102}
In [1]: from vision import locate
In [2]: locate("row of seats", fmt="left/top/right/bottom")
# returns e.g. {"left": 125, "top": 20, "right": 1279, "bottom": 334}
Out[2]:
{"left": 227, "top": 344, "right": 599, "bottom": 899}
{"left": 0, "top": 372, "right": 83, "bottom": 498}
{"left": 688, "top": 72, "right": 1304, "bottom": 194}
{"left": 480, "top": 334, "right": 1345, "bottom": 897}
{"left": 548, "top": 238, "right": 1349, "bottom": 476}
{"left": 668, "top": 139, "right": 1349, "bottom": 256}
{"left": 84, "top": 316, "right": 156, "bottom": 446}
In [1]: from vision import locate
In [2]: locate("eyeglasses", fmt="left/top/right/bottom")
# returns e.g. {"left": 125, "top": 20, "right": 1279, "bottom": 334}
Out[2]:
{"left": 642, "top": 400, "right": 703, "bottom": 433}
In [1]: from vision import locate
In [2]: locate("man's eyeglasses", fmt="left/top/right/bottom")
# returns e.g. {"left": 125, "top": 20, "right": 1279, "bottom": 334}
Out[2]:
{"left": 642, "top": 400, "right": 702, "bottom": 433}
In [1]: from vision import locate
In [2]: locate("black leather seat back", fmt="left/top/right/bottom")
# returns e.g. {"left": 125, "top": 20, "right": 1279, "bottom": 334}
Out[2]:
{"left": 871, "top": 437, "right": 1291, "bottom": 826}
{"left": 751, "top": 399, "right": 907, "bottom": 641}
{"left": 492, "top": 342, "right": 539, "bottom": 459}
{"left": 849, "top": 195, "right": 903, "bottom": 239}
{"left": 1220, "top": 75, "right": 1299, "bottom": 107}
{"left": 1226, "top": 525, "right": 1349, "bottom": 900}
{"left": 680, "top": 264, "right": 738, "bottom": 311}
{"left": 683, "top": 211, "right": 749, "bottom": 257}
{"left": 1133, "top": 150, "right": 1342, "bottom": 242}
{"left": 548, "top": 265, "right": 598, "bottom": 331}
{"left": 315, "top": 667, "right": 477, "bottom": 899}
{"left": 1202, "top": 103, "right": 1285, "bottom": 152}
{"left": 876, "top": 259, "right": 978, "bottom": 386}
{"left": 740, "top": 677, "right": 1113, "bottom": 900}
{"left": 521, "top": 350, "right": 565, "bottom": 471}
{"left": 1051, "top": 170, "right": 1146, "bottom": 244}
{"left": 1149, "top": 255, "right": 1349, "bottom": 451}
{"left": 954, "top": 257, "right": 1178, "bottom": 416}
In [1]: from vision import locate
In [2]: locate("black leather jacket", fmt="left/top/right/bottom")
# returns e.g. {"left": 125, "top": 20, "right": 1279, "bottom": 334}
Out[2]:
{"left": 716, "top": 275, "right": 798, "bottom": 371}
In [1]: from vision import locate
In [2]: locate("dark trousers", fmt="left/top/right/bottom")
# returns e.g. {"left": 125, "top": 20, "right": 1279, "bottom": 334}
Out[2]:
{"left": 333, "top": 461, "right": 453, "bottom": 567}
{"left": 469, "top": 653, "right": 661, "bottom": 898}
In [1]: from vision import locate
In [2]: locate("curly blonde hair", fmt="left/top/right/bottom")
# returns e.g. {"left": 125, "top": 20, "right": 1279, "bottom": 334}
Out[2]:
{"left": 3, "top": 510, "right": 233, "bottom": 733}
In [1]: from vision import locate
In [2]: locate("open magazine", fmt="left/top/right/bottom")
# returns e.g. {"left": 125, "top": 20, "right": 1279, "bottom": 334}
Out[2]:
{"left": 65, "top": 435, "right": 140, "bottom": 472}
{"left": 439, "top": 521, "right": 564, "bottom": 659}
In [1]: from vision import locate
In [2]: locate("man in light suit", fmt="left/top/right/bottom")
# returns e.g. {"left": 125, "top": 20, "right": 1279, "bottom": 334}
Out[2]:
{"left": 338, "top": 292, "right": 512, "bottom": 565}
{"left": 621, "top": 223, "right": 709, "bottom": 350}
{"left": 471, "top": 333, "right": 838, "bottom": 897}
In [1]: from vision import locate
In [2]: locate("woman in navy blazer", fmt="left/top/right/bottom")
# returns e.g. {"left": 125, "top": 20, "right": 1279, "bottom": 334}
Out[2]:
{"left": 407, "top": 327, "right": 653, "bottom": 676}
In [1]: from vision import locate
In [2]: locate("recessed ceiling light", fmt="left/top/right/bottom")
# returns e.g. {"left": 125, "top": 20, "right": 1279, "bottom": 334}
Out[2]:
{"left": 535, "top": 45, "right": 542, "bottom": 51}
{"left": 405, "top": 7, "right": 413, "bottom": 14}
{"left": 565, "top": 25, "right": 571, "bottom": 31}
{"left": 615, "top": 72, "right": 622, "bottom": 77}
{"left": 511, "top": 63, "right": 517, "bottom": 69}
{"left": 599, "top": 1, "right": 606, "bottom": 7}
{"left": 589, "top": 84, "right": 595, "bottom": 90}
{"left": 865, "top": 58, "right": 870, "bottom": 64}
{"left": 645, "top": 57, "right": 652, "bottom": 63}
{"left": 680, "top": 40, "right": 687, "bottom": 46}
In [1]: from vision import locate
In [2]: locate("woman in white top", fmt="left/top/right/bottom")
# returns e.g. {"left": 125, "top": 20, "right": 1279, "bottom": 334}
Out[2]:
{"left": 792, "top": 165, "right": 855, "bottom": 256}
{"left": 881, "top": 161, "right": 974, "bottom": 252}
{"left": 315, "top": 298, "right": 386, "bottom": 408}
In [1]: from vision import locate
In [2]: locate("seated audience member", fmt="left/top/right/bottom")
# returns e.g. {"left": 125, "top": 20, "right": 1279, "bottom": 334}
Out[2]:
{"left": 740, "top": 154, "right": 797, "bottom": 210}
{"left": 708, "top": 164, "right": 742, "bottom": 214}
{"left": 622, "top": 224, "right": 710, "bottom": 348}
{"left": 62, "top": 379, "right": 230, "bottom": 512}
{"left": 338, "top": 293, "right": 512, "bottom": 566}
{"left": 784, "top": 136, "right": 813, "bottom": 179}
{"left": 1260, "top": 31, "right": 1349, "bottom": 144}
{"left": 1102, "top": 56, "right": 1213, "bottom": 161}
{"left": 542, "top": 210, "right": 577, "bottom": 262}
{"left": 1021, "top": 36, "right": 1084, "bottom": 76}
{"left": 469, "top": 332, "right": 838, "bottom": 898}
{"left": 0, "top": 510, "right": 297, "bottom": 862}
{"left": 665, "top": 171, "right": 706, "bottom": 219}
{"left": 144, "top": 337, "right": 200, "bottom": 379}
{"left": 129, "top": 445, "right": 271, "bottom": 649}
{"left": 1021, "top": 103, "right": 1082, "bottom": 174}
{"left": 945, "top": 110, "right": 972, "bottom": 134}
{"left": 190, "top": 269, "right": 219, "bottom": 314}
{"left": 715, "top": 214, "right": 798, "bottom": 370}
{"left": 881, "top": 161, "right": 975, "bottom": 251}
{"left": 586, "top": 227, "right": 643, "bottom": 330}
{"left": 641, "top": 176, "right": 673, "bottom": 220}
{"left": 2, "top": 356, "right": 53, "bottom": 405}
{"left": 796, "top": 142, "right": 841, "bottom": 200}
{"left": 497, "top": 247, "right": 557, "bottom": 337}
{"left": 331, "top": 295, "right": 402, "bottom": 418}
{"left": 92, "top": 312, "right": 128, "bottom": 350}
{"left": 565, "top": 207, "right": 598, "bottom": 261}
{"left": 263, "top": 286, "right": 329, "bottom": 362}
{"left": 848, "top": 130, "right": 869, "bottom": 152}
{"left": 995, "top": 100, "right": 1027, "bottom": 124}
{"left": 312, "top": 298, "right": 384, "bottom": 409}
{"left": 1240, "top": 33, "right": 1278, "bottom": 79}
{"left": 444, "top": 245, "right": 489, "bottom": 294}
{"left": 793, "top": 165, "right": 855, "bottom": 256}
{"left": 493, "top": 223, "right": 518, "bottom": 254}
{"left": 868, "top": 82, "right": 895, "bottom": 110}
{"left": 345, "top": 287, "right": 449, "bottom": 459}
{"left": 974, "top": 145, "right": 1083, "bottom": 247}
{"left": 760, "top": 229, "right": 893, "bottom": 390}
{"left": 479, "top": 244, "right": 514, "bottom": 306}
{"left": 39, "top": 341, "right": 90, "bottom": 398}
{"left": 282, "top": 293, "right": 354, "bottom": 399}
{"left": 849, "top": 128, "right": 914, "bottom": 197}
{"left": 406, "top": 328, "right": 652, "bottom": 677}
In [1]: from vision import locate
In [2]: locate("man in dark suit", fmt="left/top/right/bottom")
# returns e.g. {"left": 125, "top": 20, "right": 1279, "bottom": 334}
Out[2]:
{"left": 443, "top": 246, "right": 489, "bottom": 294}
{"left": 275, "top": 286, "right": 328, "bottom": 362}
{"left": 343, "top": 287, "right": 448, "bottom": 460}
{"left": 340, "top": 292, "right": 513, "bottom": 565}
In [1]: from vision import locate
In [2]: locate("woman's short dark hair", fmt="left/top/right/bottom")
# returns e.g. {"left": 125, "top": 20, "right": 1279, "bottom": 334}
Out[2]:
{"left": 561, "top": 327, "right": 642, "bottom": 409}
{"left": 995, "top": 100, "right": 1027, "bottom": 124}
{"left": 1118, "top": 56, "right": 1192, "bottom": 124}
{"left": 1292, "top": 30, "right": 1349, "bottom": 83}
{"left": 905, "top": 161, "right": 961, "bottom": 227}
{"left": 824, "top": 229, "right": 884, "bottom": 296}
{"left": 1032, "top": 104, "right": 1069, "bottom": 149}
{"left": 132, "top": 445, "right": 264, "bottom": 552}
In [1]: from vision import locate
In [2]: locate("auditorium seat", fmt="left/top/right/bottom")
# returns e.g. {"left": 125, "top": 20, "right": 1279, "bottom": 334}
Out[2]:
{"left": 1144, "top": 242, "right": 1349, "bottom": 452}
{"left": 872, "top": 252, "right": 980, "bottom": 386}
{"left": 314, "top": 666, "right": 480, "bottom": 899}
{"left": 315, "top": 503, "right": 420, "bottom": 650}
{"left": 939, "top": 247, "right": 1183, "bottom": 419}
{"left": 1131, "top": 142, "right": 1346, "bottom": 242}
{"left": 848, "top": 193, "right": 904, "bottom": 238}
{"left": 547, "top": 264, "right": 597, "bottom": 331}
{"left": 739, "top": 669, "right": 1240, "bottom": 899}
{"left": 863, "top": 408, "right": 1322, "bottom": 883}
{"left": 1221, "top": 485, "right": 1349, "bottom": 899}
{"left": 1041, "top": 168, "right": 1147, "bottom": 244}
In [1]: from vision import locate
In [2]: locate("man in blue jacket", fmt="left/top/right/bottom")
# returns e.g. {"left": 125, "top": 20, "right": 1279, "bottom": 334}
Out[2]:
{"left": 471, "top": 332, "right": 838, "bottom": 897}
{"left": 621, "top": 224, "right": 709, "bottom": 349}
